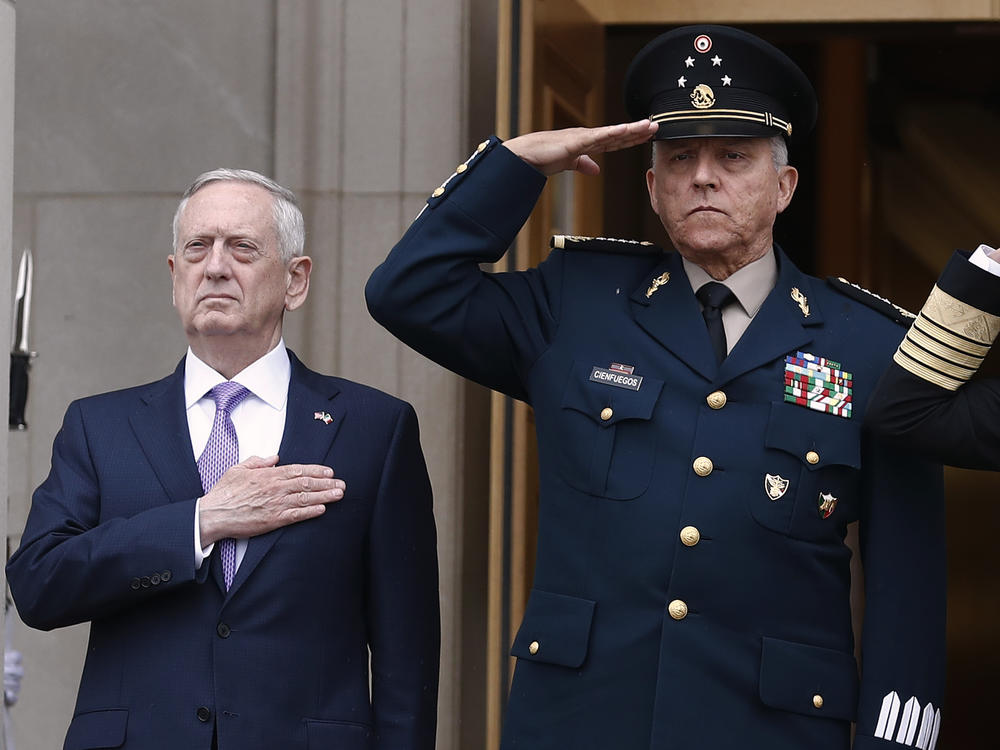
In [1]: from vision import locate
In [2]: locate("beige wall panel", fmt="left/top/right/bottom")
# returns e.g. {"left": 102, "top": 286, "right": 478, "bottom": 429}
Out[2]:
{"left": 2, "top": 12, "right": 14, "bottom": 706}
{"left": 275, "top": 0, "right": 345, "bottom": 192}
{"left": 15, "top": 0, "right": 274, "bottom": 194}
{"left": 282, "top": 191, "right": 344, "bottom": 374}
{"left": 7, "top": 598, "right": 88, "bottom": 750}
{"left": 577, "top": 0, "right": 1000, "bottom": 23}
{"left": 8, "top": 197, "right": 187, "bottom": 529}
{"left": 403, "top": 0, "right": 466, "bottom": 193}
{"left": 335, "top": 193, "right": 402, "bottom": 393}
{"left": 342, "top": 1, "right": 405, "bottom": 192}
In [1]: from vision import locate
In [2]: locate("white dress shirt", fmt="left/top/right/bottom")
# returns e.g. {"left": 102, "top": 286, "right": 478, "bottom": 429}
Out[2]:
{"left": 185, "top": 341, "right": 291, "bottom": 570}
{"left": 969, "top": 243, "right": 1000, "bottom": 276}
{"left": 684, "top": 250, "right": 778, "bottom": 354}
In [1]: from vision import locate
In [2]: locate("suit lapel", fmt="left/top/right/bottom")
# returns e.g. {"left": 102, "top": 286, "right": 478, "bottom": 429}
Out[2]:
{"left": 718, "top": 249, "right": 823, "bottom": 385}
{"left": 630, "top": 251, "right": 720, "bottom": 380}
{"left": 226, "top": 352, "right": 344, "bottom": 598}
{"left": 129, "top": 360, "right": 204, "bottom": 504}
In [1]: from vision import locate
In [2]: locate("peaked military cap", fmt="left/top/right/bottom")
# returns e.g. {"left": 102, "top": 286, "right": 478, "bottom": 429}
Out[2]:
{"left": 624, "top": 25, "right": 817, "bottom": 141}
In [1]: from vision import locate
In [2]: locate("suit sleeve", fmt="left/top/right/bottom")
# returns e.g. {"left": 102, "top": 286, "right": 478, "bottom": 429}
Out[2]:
{"left": 853, "top": 434, "right": 946, "bottom": 749}
{"left": 5, "top": 400, "right": 206, "bottom": 631}
{"left": 866, "top": 251, "right": 1000, "bottom": 470}
{"left": 367, "top": 402, "right": 440, "bottom": 750}
{"left": 365, "top": 137, "right": 562, "bottom": 402}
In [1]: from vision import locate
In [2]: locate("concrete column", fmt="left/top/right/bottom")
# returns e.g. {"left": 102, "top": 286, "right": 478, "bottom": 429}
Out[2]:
{"left": 8, "top": 2, "right": 489, "bottom": 748}
{"left": 0, "top": 2, "right": 14, "bottom": 745}
{"left": 8, "top": 2, "right": 275, "bottom": 747}
{"left": 274, "top": 3, "right": 475, "bottom": 748}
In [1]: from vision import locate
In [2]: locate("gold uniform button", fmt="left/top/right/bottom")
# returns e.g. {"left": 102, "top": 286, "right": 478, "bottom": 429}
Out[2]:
{"left": 679, "top": 526, "right": 701, "bottom": 546}
{"left": 431, "top": 187, "right": 445, "bottom": 198}
{"left": 692, "top": 457, "right": 714, "bottom": 476}
{"left": 528, "top": 641, "right": 539, "bottom": 655}
{"left": 477, "top": 140, "right": 489, "bottom": 152}
{"left": 456, "top": 163, "right": 468, "bottom": 173}
{"left": 668, "top": 600, "right": 688, "bottom": 620}
{"left": 600, "top": 407, "right": 613, "bottom": 421}
{"left": 813, "top": 694, "right": 824, "bottom": 709}
{"left": 805, "top": 451, "right": 820, "bottom": 465}
{"left": 706, "top": 390, "right": 727, "bottom": 409}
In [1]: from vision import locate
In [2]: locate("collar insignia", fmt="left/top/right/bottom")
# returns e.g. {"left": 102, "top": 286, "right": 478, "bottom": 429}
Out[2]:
{"left": 646, "top": 272, "right": 670, "bottom": 298}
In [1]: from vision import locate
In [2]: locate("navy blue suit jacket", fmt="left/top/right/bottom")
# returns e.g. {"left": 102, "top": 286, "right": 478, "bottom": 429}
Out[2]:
{"left": 366, "top": 139, "right": 946, "bottom": 750}
{"left": 7, "top": 351, "right": 439, "bottom": 750}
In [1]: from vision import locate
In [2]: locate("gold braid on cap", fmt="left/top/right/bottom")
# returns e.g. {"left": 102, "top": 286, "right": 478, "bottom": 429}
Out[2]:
{"left": 651, "top": 108, "right": 792, "bottom": 136}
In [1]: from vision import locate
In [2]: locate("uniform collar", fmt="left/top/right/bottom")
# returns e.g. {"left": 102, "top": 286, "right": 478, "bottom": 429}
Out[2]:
{"left": 184, "top": 339, "right": 291, "bottom": 410}
{"left": 682, "top": 249, "right": 777, "bottom": 318}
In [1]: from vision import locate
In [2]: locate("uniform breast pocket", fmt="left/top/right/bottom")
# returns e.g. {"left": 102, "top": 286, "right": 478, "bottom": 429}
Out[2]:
{"left": 750, "top": 403, "right": 862, "bottom": 541}
{"left": 555, "top": 361, "right": 664, "bottom": 500}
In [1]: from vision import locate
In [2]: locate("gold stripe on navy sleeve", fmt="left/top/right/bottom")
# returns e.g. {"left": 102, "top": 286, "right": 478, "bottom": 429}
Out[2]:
{"left": 895, "top": 285, "right": 1000, "bottom": 391}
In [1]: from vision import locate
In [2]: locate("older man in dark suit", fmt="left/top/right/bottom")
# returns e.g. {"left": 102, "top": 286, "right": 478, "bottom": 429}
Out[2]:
{"left": 7, "top": 169, "right": 440, "bottom": 750}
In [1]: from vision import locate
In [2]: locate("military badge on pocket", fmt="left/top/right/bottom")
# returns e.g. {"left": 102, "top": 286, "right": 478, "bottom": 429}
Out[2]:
{"left": 765, "top": 474, "right": 790, "bottom": 501}
{"left": 818, "top": 492, "right": 839, "bottom": 519}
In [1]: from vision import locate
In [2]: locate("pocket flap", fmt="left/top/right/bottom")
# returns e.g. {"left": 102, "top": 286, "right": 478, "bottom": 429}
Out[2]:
{"left": 759, "top": 636, "right": 859, "bottom": 721}
{"left": 511, "top": 589, "right": 596, "bottom": 668}
{"left": 561, "top": 361, "right": 663, "bottom": 427}
{"left": 64, "top": 709, "right": 128, "bottom": 750}
{"left": 765, "top": 402, "right": 861, "bottom": 469}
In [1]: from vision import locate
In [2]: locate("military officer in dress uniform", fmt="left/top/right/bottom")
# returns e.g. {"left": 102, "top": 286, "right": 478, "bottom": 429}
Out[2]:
{"left": 367, "top": 25, "right": 946, "bottom": 750}
{"left": 867, "top": 244, "right": 1000, "bottom": 469}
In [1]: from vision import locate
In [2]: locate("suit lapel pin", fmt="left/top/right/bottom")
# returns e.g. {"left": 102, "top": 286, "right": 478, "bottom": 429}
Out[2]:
{"left": 790, "top": 287, "right": 810, "bottom": 317}
{"left": 764, "top": 473, "right": 789, "bottom": 501}
{"left": 313, "top": 411, "right": 333, "bottom": 424}
{"left": 818, "top": 492, "right": 839, "bottom": 519}
{"left": 645, "top": 272, "right": 670, "bottom": 299}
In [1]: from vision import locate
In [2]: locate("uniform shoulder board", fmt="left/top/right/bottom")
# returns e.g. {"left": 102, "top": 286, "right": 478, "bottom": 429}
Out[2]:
{"left": 550, "top": 235, "right": 662, "bottom": 255}
{"left": 826, "top": 276, "right": 916, "bottom": 325}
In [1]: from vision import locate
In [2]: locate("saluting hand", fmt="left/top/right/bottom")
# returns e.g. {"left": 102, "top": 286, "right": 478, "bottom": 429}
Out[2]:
{"left": 503, "top": 119, "right": 658, "bottom": 177}
{"left": 198, "top": 455, "right": 345, "bottom": 545}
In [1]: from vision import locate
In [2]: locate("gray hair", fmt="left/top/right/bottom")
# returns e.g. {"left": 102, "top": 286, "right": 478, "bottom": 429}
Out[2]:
{"left": 651, "top": 135, "right": 789, "bottom": 170}
{"left": 172, "top": 168, "right": 305, "bottom": 263}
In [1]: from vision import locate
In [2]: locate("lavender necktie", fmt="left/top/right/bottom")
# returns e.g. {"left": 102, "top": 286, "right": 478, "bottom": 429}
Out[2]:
{"left": 197, "top": 382, "right": 251, "bottom": 590}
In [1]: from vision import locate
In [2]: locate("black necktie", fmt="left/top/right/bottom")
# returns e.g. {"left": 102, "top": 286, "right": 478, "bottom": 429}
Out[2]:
{"left": 696, "top": 282, "right": 735, "bottom": 364}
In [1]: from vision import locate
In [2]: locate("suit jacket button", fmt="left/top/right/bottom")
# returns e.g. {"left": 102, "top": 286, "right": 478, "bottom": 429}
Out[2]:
{"left": 150, "top": 574, "right": 161, "bottom": 585}
{"left": 129, "top": 578, "right": 141, "bottom": 590}
{"left": 161, "top": 570, "right": 172, "bottom": 582}
{"left": 706, "top": 390, "right": 727, "bottom": 409}
{"left": 813, "top": 694, "right": 824, "bottom": 709}
{"left": 196, "top": 706, "right": 212, "bottom": 722}
{"left": 140, "top": 576, "right": 151, "bottom": 588}
{"left": 692, "top": 457, "right": 713, "bottom": 476}
{"left": 679, "top": 526, "right": 701, "bottom": 546}
{"left": 668, "top": 599, "right": 688, "bottom": 620}
{"left": 528, "top": 640, "right": 539, "bottom": 655}
{"left": 806, "top": 450, "right": 820, "bottom": 465}
{"left": 217, "top": 623, "right": 231, "bottom": 639}
{"left": 600, "top": 407, "right": 613, "bottom": 421}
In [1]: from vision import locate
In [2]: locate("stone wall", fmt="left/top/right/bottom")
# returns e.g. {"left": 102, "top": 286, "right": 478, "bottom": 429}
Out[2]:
{"left": 7, "top": 2, "right": 490, "bottom": 748}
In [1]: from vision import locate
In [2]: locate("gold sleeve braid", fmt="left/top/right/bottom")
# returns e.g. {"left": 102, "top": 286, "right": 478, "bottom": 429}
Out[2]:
{"left": 895, "top": 285, "right": 1000, "bottom": 391}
